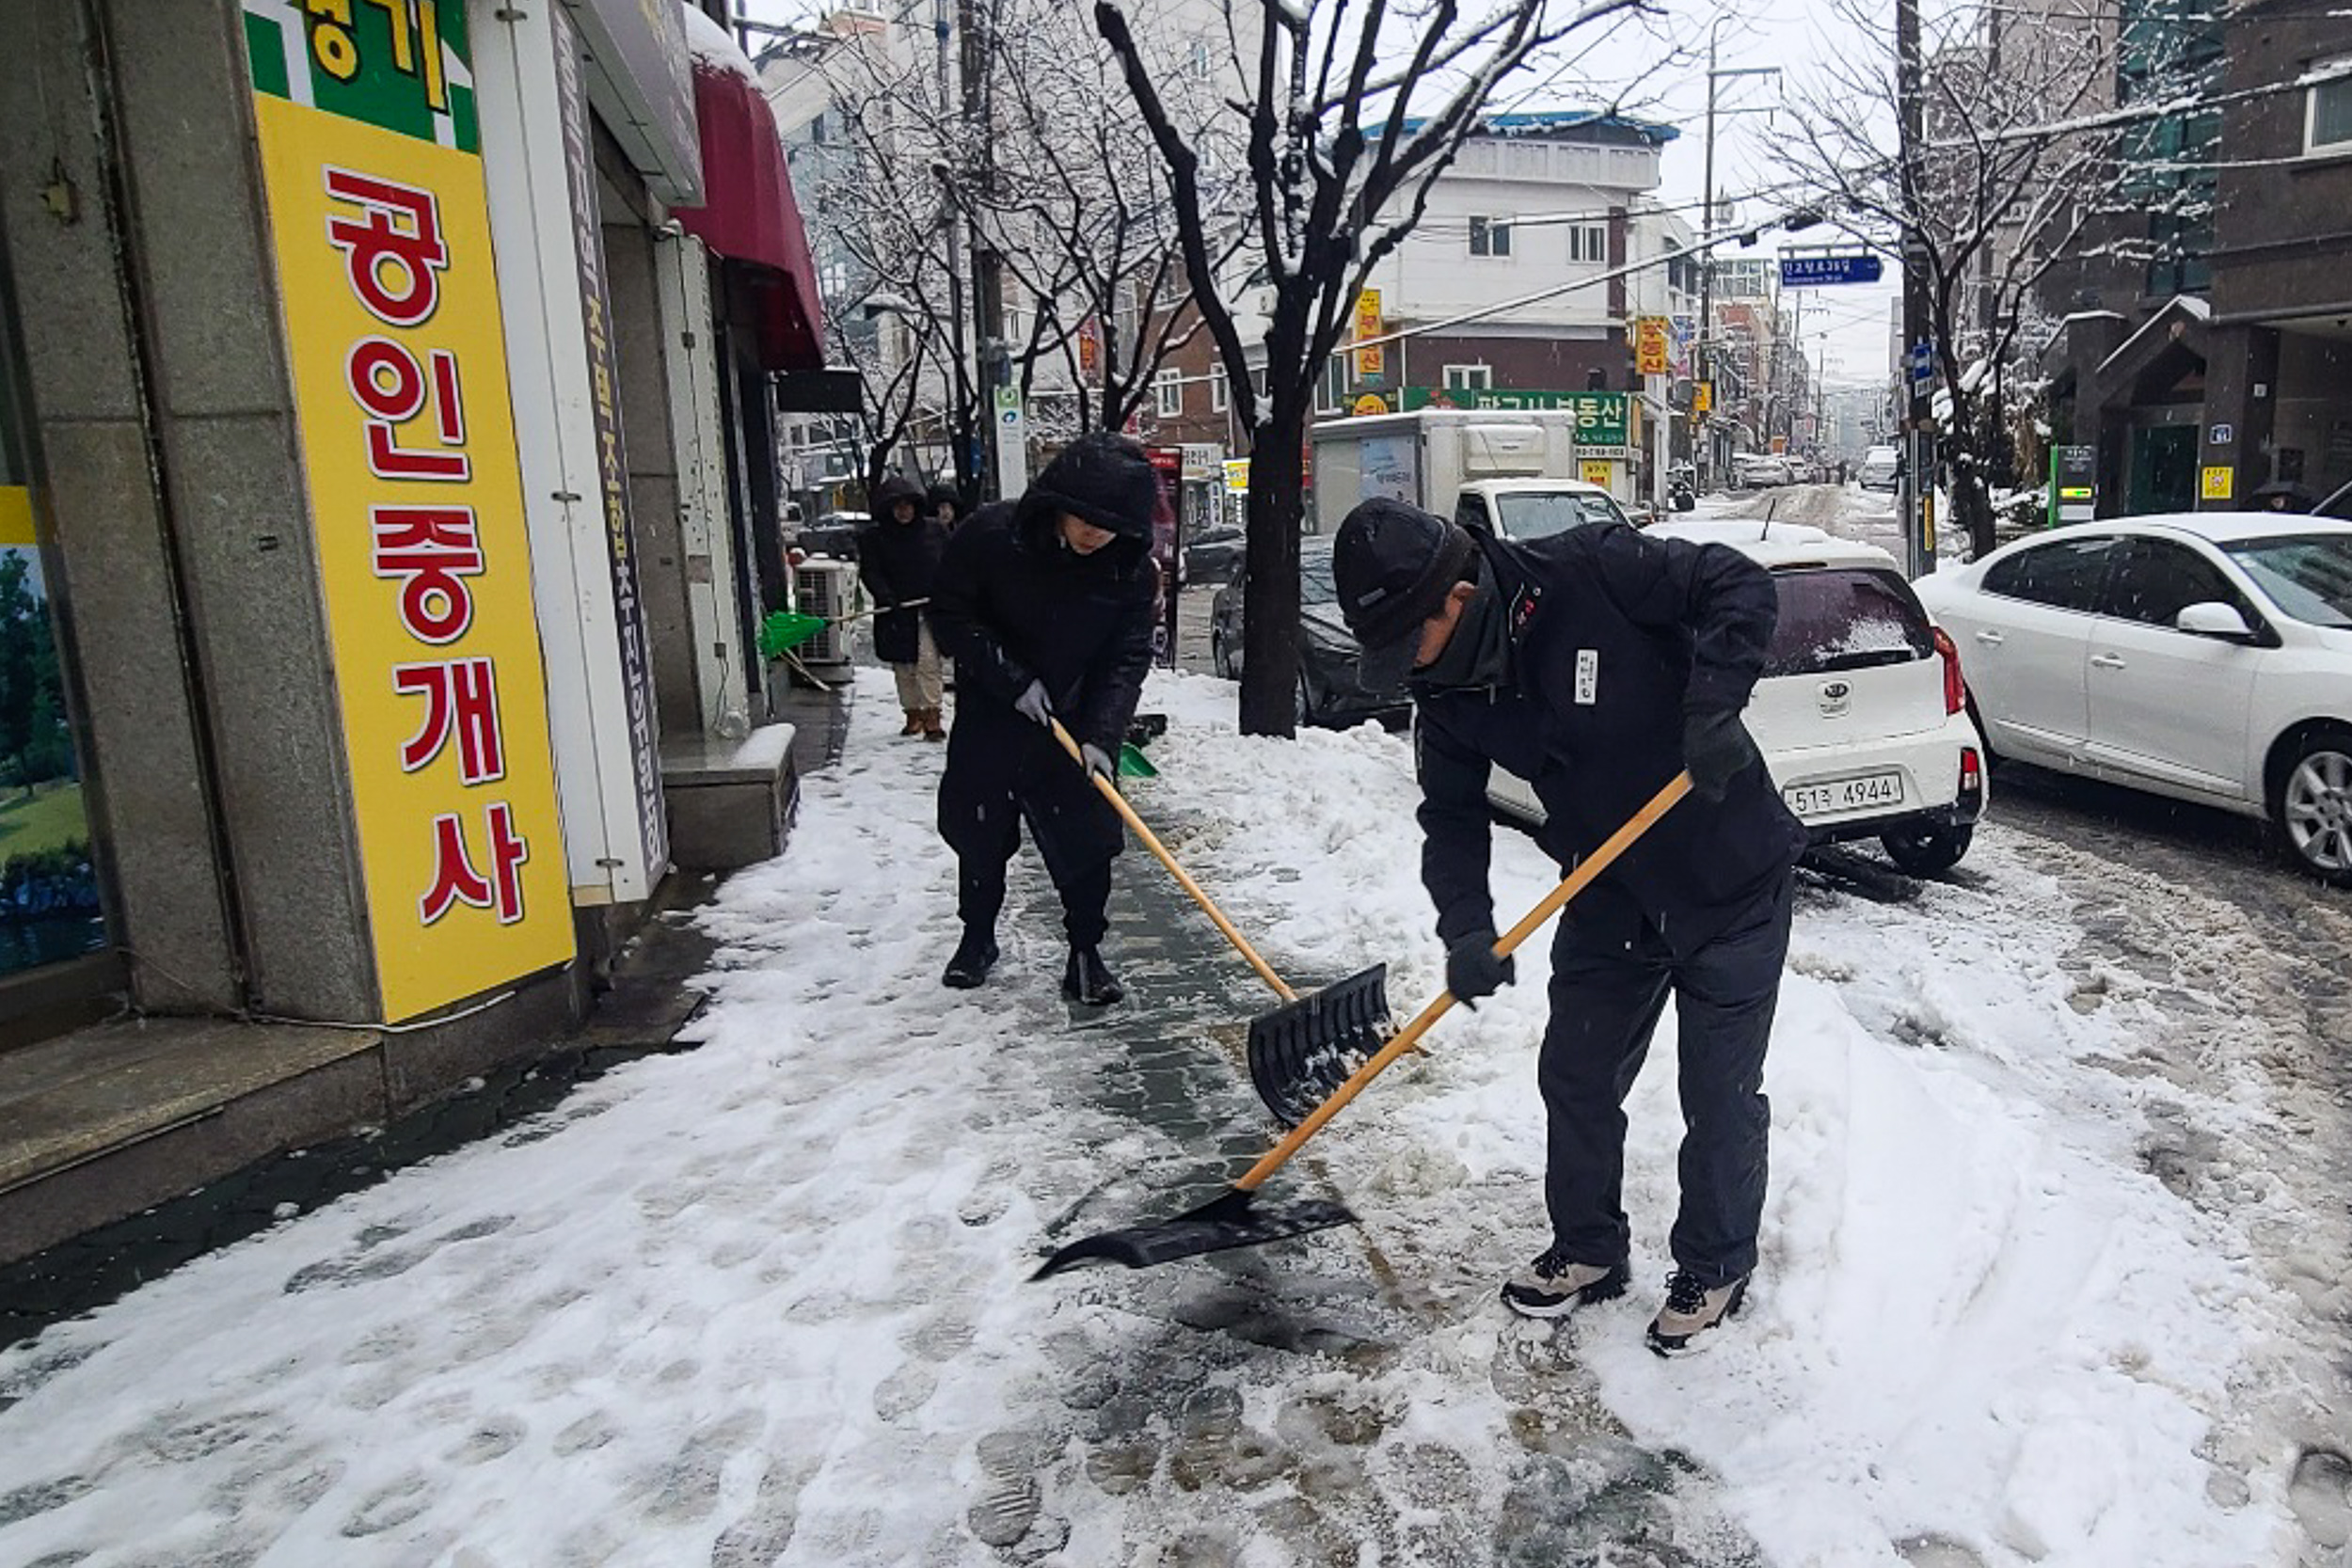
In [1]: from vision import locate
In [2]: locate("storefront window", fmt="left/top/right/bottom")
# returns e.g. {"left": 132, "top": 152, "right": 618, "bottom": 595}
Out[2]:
{"left": 0, "top": 289, "right": 107, "bottom": 978}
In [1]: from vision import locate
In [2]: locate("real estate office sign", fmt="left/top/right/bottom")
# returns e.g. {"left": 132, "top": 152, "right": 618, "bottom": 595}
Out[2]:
{"left": 246, "top": 1, "right": 573, "bottom": 1021}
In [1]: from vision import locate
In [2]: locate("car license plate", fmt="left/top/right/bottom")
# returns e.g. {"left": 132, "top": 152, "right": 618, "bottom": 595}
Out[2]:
{"left": 1784, "top": 771, "right": 1905, "bottom": 819}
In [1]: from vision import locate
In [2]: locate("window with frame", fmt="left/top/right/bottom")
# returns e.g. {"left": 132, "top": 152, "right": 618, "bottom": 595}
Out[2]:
{"left": 1153, "top": 368, "right": 1184, "bottom": 419}
{"left": 2310, "top": 68, "right": 2352, "bottom": 153}
{"left": 1469, "top": 215, "right": 1512, "bottom": 258}
{"left": 1981, "top": 535, "right": 2124, "bottom": 612}
{"left": 1317, "top": 355, "right": 1347, "bottom": 415}
{"left": 1443, "top": 364, "right": 1492, "bottom": 392}
{"left": 1567, "top": 224, "right": 1609, "bottom": 264}
{"left": 1210, "top": 369, "right": 1228, "bottom": 412}
{"left": 2101, "top": 538, "right": 2251, "bottom": 627}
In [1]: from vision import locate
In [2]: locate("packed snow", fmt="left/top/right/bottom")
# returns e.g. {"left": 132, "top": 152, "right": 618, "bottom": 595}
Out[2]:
{"left": 0, "top": 664, "right": 2328, "bottom": 1565}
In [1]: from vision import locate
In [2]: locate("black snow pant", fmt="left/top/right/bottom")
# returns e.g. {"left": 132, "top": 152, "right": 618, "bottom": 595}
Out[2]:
{"left": 937, "top": 715, "right": 1121, "bottom": 948}
{"left": 1536, "top": 872, "right": 1792, "bottom": 1288}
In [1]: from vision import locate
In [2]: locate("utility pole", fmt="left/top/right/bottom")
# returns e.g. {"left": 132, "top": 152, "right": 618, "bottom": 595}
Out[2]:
{"left": 1697, "top": 23, "right": 1719, "bottom": 494}
{"left": 1898, "top": 0, "right": 1938, "bottom": 576}
{"left": 934, "top": 0, "right": 974, "bottom": 501}
{"left": 1696, "top": 20, "right": 1779, "bottom": 494}
{"left": 959, "top": 0, "right": 1008, "bottom": 499}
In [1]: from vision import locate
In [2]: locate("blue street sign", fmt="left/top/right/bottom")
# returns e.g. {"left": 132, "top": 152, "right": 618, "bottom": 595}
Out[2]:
{"left": 1779, "top": 253, "right": 1885, "bottom": 287}
{"left": 1908, "top": 341, "right": 1934, "bottom": 389}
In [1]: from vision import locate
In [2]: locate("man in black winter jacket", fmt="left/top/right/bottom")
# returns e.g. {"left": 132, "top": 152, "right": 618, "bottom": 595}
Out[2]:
{"left": 1332, "top": 497, "right": 1807, "bottom": 1355}
{"left": 929, "top": 434, "right": 1161, "bottom": 1006}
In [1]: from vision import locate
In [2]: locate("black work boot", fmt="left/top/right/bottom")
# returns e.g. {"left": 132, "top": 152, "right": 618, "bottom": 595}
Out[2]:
{"left": 1061, "top": 945, "right": 1123, "bottom": 1006}
{"left": 942, "top": 927, "right": 999, "bottom": 990}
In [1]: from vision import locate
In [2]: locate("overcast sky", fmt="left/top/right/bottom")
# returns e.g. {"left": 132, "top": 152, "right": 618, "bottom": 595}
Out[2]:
{"left": 732, "top": 0, "right": 1905, "bottom": 388}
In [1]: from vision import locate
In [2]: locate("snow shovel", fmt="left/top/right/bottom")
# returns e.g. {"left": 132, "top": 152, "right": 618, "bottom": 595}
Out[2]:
{"left": 1031, "top": 770, "right": 1692, "bottom": 1279}
{"left": 1045, "top": 716, "right": 1391, "bottom": 1069}
{"left": 757, "top": 597, "right": 931, "bottom": 659}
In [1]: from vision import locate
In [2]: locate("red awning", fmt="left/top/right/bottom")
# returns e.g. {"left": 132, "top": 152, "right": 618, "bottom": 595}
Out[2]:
{"left": 673, "top": 10, "right": 824, "bottom": 372}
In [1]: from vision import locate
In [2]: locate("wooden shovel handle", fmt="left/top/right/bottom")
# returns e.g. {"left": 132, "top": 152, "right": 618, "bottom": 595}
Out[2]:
{"left": 1233, "top": 770, "right": 1693, "bottom": 1194}
{"left": 1047, "top": 718, "right": 1296, "bottom": 1003}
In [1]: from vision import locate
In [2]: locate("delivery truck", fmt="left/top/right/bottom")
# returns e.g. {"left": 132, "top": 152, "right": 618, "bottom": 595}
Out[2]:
{"left": 1308, "top": 408, "right": 1634, "bottom": 539}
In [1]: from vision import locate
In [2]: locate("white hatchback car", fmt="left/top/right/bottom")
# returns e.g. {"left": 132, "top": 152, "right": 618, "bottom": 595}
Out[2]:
{"left": 1487, "top": 522, "right": 1990, "bottom": 874}
{"left": 1912, "top": 514, "right": 2352, "bottom": 884}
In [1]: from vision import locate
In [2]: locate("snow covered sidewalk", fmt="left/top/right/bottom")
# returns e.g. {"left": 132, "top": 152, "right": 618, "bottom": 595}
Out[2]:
{"left": 0, "top": 667, "right": 2320, "bottom": 1565}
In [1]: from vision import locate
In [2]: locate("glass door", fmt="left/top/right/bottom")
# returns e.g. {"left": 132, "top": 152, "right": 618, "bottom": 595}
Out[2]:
{"left": 0, "top": 267, "right": 109, "bottom": 986}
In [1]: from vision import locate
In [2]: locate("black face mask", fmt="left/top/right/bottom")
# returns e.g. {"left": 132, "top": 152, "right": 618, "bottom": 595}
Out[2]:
{"left": 1411, "top": 559, "right": 1509, "bottom": 693}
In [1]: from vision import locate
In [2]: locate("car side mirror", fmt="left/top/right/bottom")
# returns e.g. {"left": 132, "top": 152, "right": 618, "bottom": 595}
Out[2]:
{"left": 2174, "top": 601, "right": 2256, "bottom": 641}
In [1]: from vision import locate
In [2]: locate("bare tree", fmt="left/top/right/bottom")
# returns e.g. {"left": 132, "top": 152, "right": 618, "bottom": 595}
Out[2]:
{"left": 1097, "top": 0, "right": 1654, "bottom": 737}
{"left": 1774, "top": 0, "right": 2218, "bottom": 559}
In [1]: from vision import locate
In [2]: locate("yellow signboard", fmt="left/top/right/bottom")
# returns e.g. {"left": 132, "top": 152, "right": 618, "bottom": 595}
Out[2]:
{"left": 0, "top": 486, "right": 33, "bottom": 548}
{"left": 1353, "top": 289, "right": 1384, "bottom": 380}
{"left": 2201, "top": 465, "right": 2233, "bottom": 501}
{"left": 1581, "top": 460, "right": 1614, "bottom": 488}
{"left": 252, "top": 55, "right": 572, "bottom": 1020}
{"left": 1351, "top": 392, "right": 1391, "bottom": 417}
{"left": 1223, "top": 458, "right": 1251, "bottom": 496}
{"left": 1634, "top": 316, "right": 1670, "bottom": 376}
{"left": 1693, "top": 381, "right": 1713, "bottom": 415}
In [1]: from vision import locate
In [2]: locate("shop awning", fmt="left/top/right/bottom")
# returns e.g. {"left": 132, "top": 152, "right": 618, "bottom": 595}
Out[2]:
{"left": 673, "top": 8, "right": 824, "bottom": 372}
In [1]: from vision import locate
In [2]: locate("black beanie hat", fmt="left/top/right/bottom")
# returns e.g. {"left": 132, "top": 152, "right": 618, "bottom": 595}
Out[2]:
{"left": 1025, "top": 433, "right": 1159, "bottom": 541}
{"left": 1331, "top": 498, "right": 1477, "bottom": 684}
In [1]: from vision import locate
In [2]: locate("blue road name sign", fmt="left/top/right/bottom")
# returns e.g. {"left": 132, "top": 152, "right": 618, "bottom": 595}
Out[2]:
{"left": 1779, "top": 253, "right": 1885, "bottom": 287}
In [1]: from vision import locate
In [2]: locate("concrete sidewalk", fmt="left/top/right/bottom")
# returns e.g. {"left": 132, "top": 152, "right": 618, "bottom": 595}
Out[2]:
{"left": 0, "top": 683, "right": 849, "bottom": 1297}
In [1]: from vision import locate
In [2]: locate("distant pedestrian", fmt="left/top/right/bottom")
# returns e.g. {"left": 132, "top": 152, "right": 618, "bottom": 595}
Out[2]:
{"left": 859, "top": 475, "right": 949, "bottom": 741}
{"left": 930, "top": 434, "right": 1160, "bottom": 1006}
{"left": 1331, "top": 497, "right": 1805, "bottom": 1355}
{"left": 928, "top": 483, "right": 966, "bottom": 531}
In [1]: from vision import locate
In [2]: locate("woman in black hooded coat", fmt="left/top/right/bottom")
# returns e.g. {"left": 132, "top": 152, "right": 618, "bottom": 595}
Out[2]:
{"left": 928, "top": 433, "right": 1160, "bottom": 1005}
{"left": 858, "top": 475, "right": 950, "bottom": 738}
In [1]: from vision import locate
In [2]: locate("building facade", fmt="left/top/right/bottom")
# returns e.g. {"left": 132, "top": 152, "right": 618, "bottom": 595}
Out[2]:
{"left": 2033, "top": 0, "right": 2352, "bottom": 516}
{"left": 0, "top": 0, "right": 823, "bottom": 1259}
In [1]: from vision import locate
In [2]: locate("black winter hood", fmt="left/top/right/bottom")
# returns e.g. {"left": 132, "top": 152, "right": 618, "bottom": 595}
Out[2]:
{"left": 872, "top": 474, "right": 926, "bottom": 519}
{"left": 1019, "top": 433, "right": 1158, "bottom": 537}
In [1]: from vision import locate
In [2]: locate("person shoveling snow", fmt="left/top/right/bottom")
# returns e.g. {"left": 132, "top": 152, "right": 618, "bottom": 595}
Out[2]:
{"left": 928, "top": 433, "right": 1161, "bottom": 1006}
{"left": 1331, "top": 497, "right": 1808, "bottom": 1355}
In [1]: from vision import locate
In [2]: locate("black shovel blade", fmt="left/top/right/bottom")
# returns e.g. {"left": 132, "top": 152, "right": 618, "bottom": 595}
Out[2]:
{"left": 1247, "top": 964, "right": 1391, "bottom": 1128}
{"left": 1029, "top": 1188, "right": 1357, "bottom": 1280}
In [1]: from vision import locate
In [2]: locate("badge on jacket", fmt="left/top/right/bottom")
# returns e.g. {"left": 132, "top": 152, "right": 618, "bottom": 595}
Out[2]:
{"left": 1575, "top": 648, "right": 1598, "bottom": 705}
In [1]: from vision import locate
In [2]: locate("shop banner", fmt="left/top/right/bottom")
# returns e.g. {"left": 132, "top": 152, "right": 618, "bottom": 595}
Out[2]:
{"left": 246, "top": 1, "right": 573, "bottom": 1021}
{"left": 1401, "top": 387, "right": 1631, "bottom": 449}
{"left": 554, "top": 8, "right": 669, "bottom": 880}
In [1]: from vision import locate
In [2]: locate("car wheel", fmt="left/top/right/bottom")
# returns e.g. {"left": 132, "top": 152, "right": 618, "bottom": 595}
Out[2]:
{"left": 2271, "top": 727, "right": 2352, "bottom": 887}
{"left": 1881, "top": 823, "right": 1973, "bottom": 877}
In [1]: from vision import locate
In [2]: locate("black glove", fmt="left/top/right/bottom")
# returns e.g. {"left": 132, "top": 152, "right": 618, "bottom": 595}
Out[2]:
{"left": 1682, "top": 706, "right": 1762, "bottom": 801}
{"left": 1445, "top": 927, "right": 1516, "bottom": 1008}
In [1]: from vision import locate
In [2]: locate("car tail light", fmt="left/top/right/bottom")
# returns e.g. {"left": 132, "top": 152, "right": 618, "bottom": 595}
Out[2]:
{"left": 1960, "top": 747, "right": 1982, "bottom": 798}
{"left": 1932, "top": 626, "right": 1965, "bottom": 716}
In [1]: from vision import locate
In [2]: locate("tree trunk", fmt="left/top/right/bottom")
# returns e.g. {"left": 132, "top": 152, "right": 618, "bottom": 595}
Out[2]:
{"left": 1238, "top": 414, "right": 1304, "bottom": 739}
{"left": 1947, "top": 443, "right": 1998, "bottom": 561}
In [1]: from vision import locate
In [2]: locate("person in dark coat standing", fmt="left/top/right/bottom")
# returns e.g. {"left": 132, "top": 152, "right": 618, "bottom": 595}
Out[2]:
{"left": 859, "top": 475, "right": 950, "bottom": 740}
{"left": 927, "top": 483, "right": 965, "bottom": 531}
{"left": 1331, "top": 497, "right": 1807, "bottom": 1355}
{"left": 929, "top": 434, "right": 1160, "bottom": 1006}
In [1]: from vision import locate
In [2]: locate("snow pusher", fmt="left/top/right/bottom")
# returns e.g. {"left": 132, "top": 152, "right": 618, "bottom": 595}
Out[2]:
{"left": 756, "top": 597, "right": 931, "bottom": 659}
{"left": 1031, "top": 771, "right": 1692, "bottom": 1278}
{"left": 1045, "top": 717, "right": 1391, "bottom": 1092}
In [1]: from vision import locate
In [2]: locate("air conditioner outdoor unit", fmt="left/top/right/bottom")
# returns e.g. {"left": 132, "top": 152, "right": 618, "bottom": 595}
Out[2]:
{"left": 791, "top": 560, "right": 859, "bottom": 667}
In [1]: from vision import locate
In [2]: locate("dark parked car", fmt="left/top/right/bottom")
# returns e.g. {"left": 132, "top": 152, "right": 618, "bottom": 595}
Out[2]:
{"left": 1184, "top": 525, "right": 1246, "bottom": 584}
{"left": 793, "top": 510, "right": 868, "bottom": 561}
{"left": 1209, "top": 543, "right": 1410, "bottom": 728}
